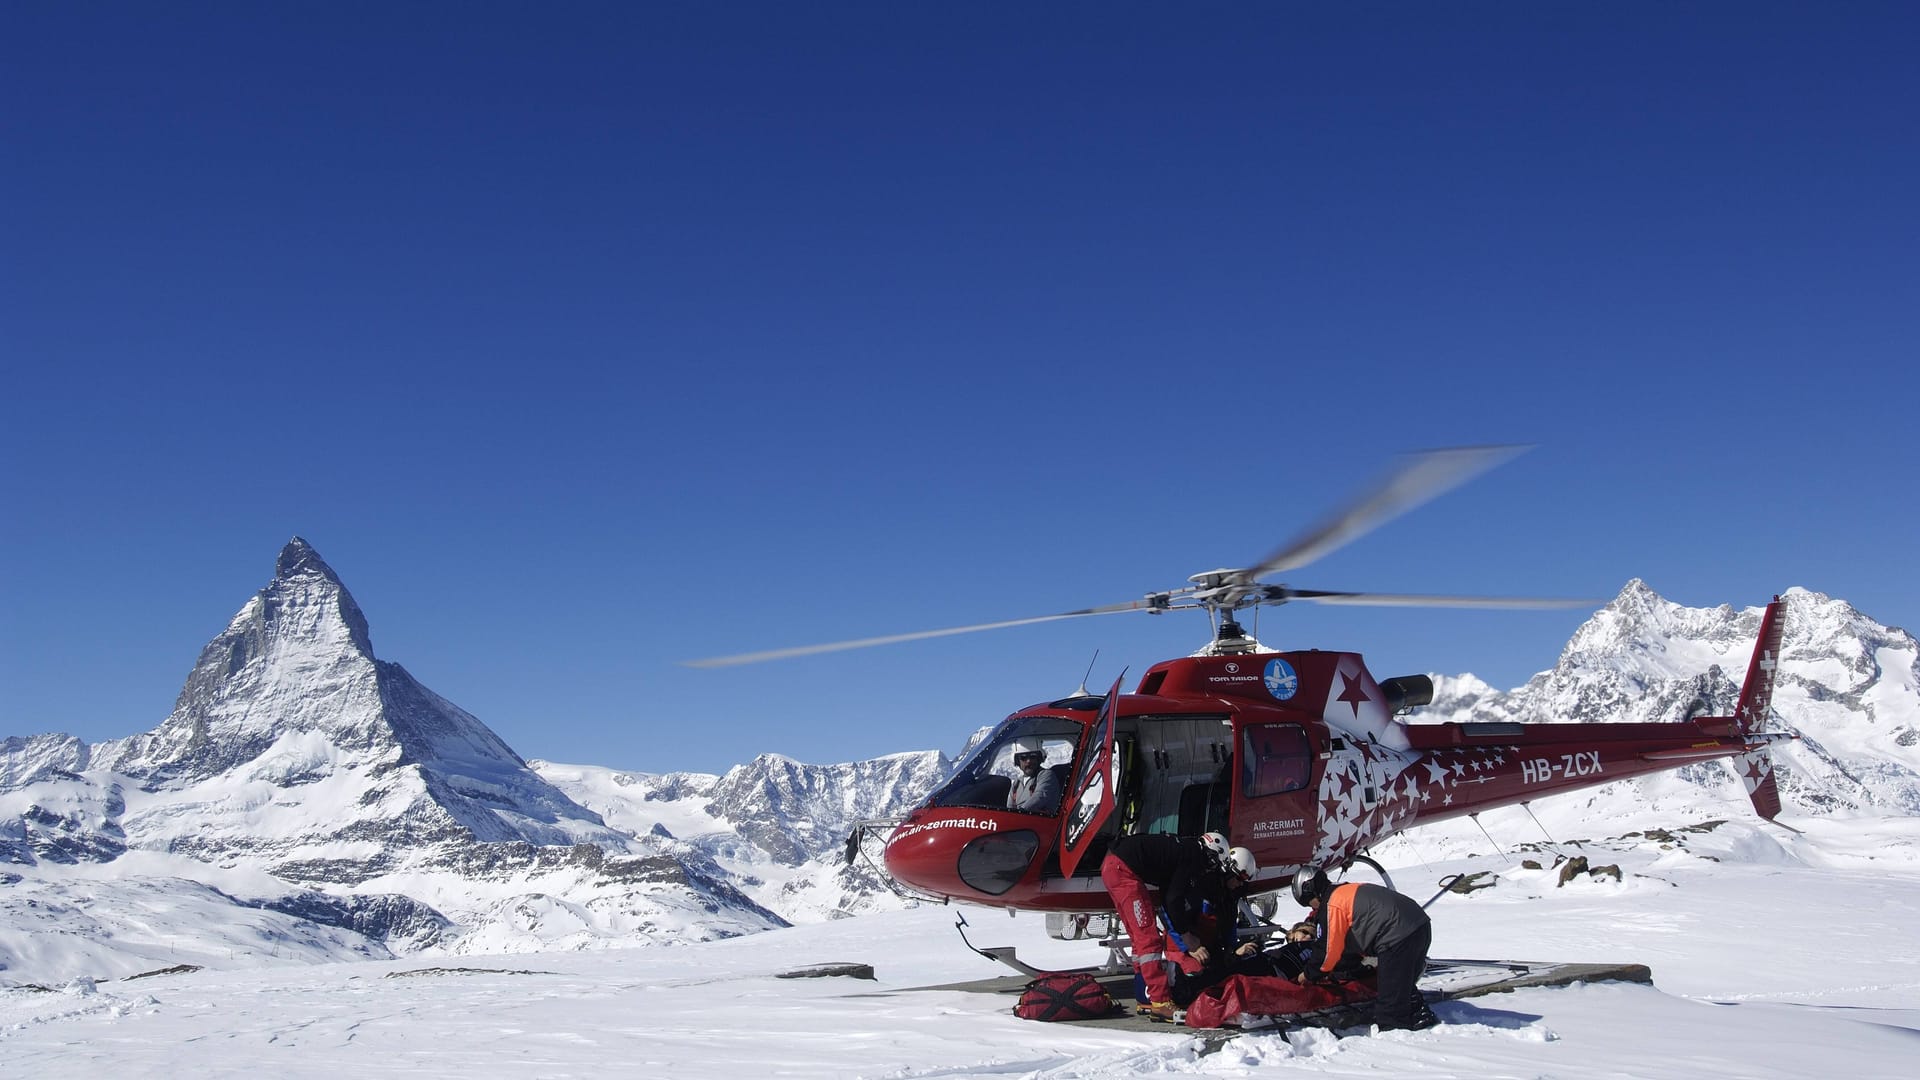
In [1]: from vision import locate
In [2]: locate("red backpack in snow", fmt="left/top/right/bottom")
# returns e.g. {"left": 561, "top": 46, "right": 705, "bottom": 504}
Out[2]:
{"left": 1013, "top": 973, "right": 1118, "bottom": 1021}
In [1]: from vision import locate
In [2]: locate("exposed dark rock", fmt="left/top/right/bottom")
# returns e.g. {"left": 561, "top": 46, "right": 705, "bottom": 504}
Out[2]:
{"left": 122, "top": 964, "right": 203, "bottom": 980}
{"left": 775, "top": 963, "right": 875, "bottom": 980}
{"left": 1447, "top": 871, "right": 1498, "bottom": 894}
{"left": 253, "top": 891, "right": 450, "bottom": 951}
{"left": 1556, "top": 856, "right": 1590, "bottom": 887}
{"left": 20, "top": 805, "right": 125, "bottom": 864}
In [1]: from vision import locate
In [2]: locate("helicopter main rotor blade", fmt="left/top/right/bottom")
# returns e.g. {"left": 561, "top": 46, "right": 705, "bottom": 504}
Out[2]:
{"left": 1282, "top": 589, "right": 1597, "bottom": 610}
{"left": 681, "top": 598, "right": 1169, "bottom": 668}
{"left": 1245, "top": 445, "right": 1531, "bottom": 581}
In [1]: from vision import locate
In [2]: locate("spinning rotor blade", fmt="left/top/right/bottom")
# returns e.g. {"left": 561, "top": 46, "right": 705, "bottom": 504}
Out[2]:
{"left": 1280, "top": 589, "right": 1597, "bottom": 610}
{"left": 685, "top": 446, "right": 1564, "bottom": 669}
{"left": 1246, "top": 445, "right": 1530, "bottom": 580}
{"left": 682, "top": 598, "right": 1167, "bottom": 668}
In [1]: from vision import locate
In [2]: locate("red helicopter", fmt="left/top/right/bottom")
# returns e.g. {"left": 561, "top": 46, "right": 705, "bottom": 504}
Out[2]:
{"left": 690, "top": 446, "right": 1793, "bottom": 918}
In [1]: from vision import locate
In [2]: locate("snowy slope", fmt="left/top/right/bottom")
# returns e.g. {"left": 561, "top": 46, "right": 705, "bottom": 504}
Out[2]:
{"left": 4, "top": 815, "right": 1916, "bottom": 1079}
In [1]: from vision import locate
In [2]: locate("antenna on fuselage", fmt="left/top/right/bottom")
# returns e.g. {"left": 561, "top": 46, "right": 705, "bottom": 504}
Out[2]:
{"left": 1072, "top": 650, "right": 1101, "bottom": 697}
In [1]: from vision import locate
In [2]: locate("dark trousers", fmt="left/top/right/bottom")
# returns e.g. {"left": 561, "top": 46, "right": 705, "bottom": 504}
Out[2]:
{"left": 1370, "top": 922, "right": 1432, "bottom": 1029}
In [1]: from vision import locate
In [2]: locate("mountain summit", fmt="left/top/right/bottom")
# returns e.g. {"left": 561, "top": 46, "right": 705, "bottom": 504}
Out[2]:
{"left": 90, "top": 538, "right": 617, "bottom": 857}
{"left": 3, "top": 540, "right": 784, "bottom": 977}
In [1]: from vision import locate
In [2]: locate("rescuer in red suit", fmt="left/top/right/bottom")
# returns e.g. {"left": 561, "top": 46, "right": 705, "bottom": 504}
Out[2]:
{"left": 1100, "top": 831, "right": 1254, "bottom": 1020}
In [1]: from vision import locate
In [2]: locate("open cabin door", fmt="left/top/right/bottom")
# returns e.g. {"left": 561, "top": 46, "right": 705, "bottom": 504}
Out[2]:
{"left": 1056, "top": 674, "right": 1125, "bottom": 879}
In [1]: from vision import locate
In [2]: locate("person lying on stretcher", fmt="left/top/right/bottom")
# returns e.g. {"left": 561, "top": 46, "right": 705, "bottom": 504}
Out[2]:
{"left": 1171, "top": 921, "right": 1355, "bottom": 1006}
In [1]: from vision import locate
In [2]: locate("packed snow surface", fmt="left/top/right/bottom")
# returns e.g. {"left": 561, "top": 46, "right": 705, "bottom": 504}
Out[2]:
{"left": 7, "top": 814, "right": 1917, "bottom": 1079}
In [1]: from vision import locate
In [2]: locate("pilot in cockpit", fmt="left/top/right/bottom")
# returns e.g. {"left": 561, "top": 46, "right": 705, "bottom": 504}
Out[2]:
{"left": 1005, "top": 737, "right": 1062, "bottom": 813}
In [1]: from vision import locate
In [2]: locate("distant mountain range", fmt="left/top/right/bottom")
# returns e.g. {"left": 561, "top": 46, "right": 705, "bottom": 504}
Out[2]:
{"left": 1418, "top": 579, "right": 1920, "bottom": 816}
{"left": 4, "top": 539, "right": 1916, "bottom": 982}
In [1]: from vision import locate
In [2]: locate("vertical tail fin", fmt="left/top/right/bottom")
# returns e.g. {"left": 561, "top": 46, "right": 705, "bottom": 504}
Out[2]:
{"left": 1733, "top": 596, "right": 1787, "bottom": 820}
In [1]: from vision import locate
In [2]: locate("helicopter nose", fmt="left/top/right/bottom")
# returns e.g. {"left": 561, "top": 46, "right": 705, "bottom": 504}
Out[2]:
{"left": 884, "top": 818, "right": 1042, "bottom": 898}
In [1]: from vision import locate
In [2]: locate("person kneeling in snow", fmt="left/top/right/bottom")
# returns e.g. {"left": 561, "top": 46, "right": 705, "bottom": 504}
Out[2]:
{"left": 1292, "top": 868, "right": 1438, "bottom": 1032}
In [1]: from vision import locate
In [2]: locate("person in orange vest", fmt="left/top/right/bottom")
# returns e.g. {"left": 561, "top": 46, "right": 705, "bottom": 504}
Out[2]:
{"left": 1291, "top": 868, "right": 1438, "bottom": 1031}
{"left": 1100, "top": 832, "right": 1255, "bottom": 1020}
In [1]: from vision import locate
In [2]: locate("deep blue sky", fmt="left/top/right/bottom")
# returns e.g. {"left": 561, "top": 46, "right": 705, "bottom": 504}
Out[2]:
{"left": 5, "top": 3, "right": 1916, "bottom": 775}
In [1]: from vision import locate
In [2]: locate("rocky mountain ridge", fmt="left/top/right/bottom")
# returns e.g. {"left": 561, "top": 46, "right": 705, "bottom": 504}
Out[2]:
{"left": 1416, "top": 581, "right": 1920, "bottom": 815}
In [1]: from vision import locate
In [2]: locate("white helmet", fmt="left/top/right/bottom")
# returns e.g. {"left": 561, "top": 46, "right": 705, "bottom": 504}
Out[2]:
{"left": 1198, "top": 832, "right": 1229, "bottom": 863}
{"left": 1011, "top": 736, "right": 1045, "bottom": 760}
{"left": 1226, "top": 846, "right": 1257, "bottom": 882}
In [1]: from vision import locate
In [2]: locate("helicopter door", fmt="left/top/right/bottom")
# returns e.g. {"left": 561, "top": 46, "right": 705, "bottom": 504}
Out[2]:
{"left": 1232, "top": 722, "right": 1318, "bottom": 866}
{"left": 1056, "top": 675, "right": 1125, "bottom": 879}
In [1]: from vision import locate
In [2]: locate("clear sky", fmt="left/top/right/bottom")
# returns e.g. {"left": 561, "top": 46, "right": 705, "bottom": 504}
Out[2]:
{"left": 4, "top": 3, "right": 1916, "bottom": 776}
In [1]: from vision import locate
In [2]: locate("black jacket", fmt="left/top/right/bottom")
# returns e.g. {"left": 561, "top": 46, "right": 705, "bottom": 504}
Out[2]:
{"left": 1313, "top": 882, "right": 1429, "bottom": 973}
{"left": 1107, "top": 833, "right": 1234, "bottom": 940}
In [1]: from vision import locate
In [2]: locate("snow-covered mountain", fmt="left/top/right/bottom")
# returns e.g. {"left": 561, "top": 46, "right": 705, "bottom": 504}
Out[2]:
{"left": 1414, "top": 581, "right": 1920, "bottom": 817}
{"left": 532, "top": 750, "right": 952, "bottom": 924}
{"left": 5, "top": 543, "right": 1918, "bottom": 986}
{"left": 1, "top": 540, "right": 792, "bottom": 978}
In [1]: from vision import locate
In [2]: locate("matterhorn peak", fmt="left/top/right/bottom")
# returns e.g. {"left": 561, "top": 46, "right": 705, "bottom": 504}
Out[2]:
{"left": 261, "top": 536, "right": 374, "bottom": 659}
{"left": 84, "top": 540, "right": 620, "bottom": 855}
{"left": 276, "top": 535, "right": 338, "bottom": 583}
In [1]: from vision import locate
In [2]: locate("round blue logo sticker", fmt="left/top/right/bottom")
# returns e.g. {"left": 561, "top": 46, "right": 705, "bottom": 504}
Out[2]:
{"left": 1264, "top": 658, "right": 1299, "bottom": 701}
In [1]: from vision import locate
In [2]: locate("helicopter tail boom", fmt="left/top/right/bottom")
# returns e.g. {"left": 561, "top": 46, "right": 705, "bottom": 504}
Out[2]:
{"left": 1401, "top": 595, "right": 1797, "bottom": 831}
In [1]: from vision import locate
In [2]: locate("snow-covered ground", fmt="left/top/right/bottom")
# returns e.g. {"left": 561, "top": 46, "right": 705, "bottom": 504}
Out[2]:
{"left": 8, "top": 811, "right": 1917, "bottom": 1079}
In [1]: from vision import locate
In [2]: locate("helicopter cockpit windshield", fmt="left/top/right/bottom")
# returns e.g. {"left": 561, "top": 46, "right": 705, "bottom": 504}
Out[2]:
{"left": 926, "top": 716, "right": 1082, "bottom": 817}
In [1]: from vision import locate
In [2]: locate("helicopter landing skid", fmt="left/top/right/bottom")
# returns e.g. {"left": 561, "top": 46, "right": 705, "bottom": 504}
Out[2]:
{"left": 953, "top": 912, "right": 1049, "bottom": 978}
{"left": 952, "top": 912, "right": 1135, "bottom": 978}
